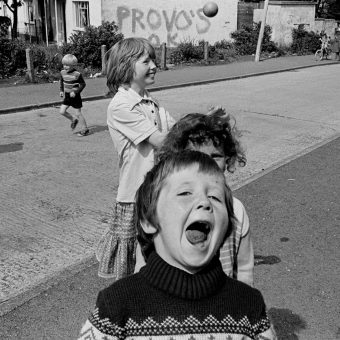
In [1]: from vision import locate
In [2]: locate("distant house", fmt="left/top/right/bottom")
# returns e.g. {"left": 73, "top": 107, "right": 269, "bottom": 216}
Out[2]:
{"left": 0, "top": 0, "right": 67, "bottom": 43}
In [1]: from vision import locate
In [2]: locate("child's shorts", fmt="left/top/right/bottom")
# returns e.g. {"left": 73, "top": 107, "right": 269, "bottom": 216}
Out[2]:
{"left": 62, "top": 92, "right": 82, "bottom": 109}
{"left": 96, "top": 202, "right": 137, "bottom": 280}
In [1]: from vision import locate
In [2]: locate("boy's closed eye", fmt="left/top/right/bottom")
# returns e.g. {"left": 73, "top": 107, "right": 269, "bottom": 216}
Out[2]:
{"left": 208, "top": 195, "right": 223, "bottom": 202}
{"left": 211, "top": 152, "right": 224, "bottom": 159}
{"left": 178, "top": 191, "right": 192, "bottom": 196}
{"left": 177, "top": 191, "right": 223, "bottom": 203}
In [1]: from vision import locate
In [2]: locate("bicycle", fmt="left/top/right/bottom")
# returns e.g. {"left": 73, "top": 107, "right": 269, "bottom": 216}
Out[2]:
{"left": 315, "top": 47, "right": 331, "bottom": 61}
{"left": 315, "top": 41, "right": 331, "bottom": 61}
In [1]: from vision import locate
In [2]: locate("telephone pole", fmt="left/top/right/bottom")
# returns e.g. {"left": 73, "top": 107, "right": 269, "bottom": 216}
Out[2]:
{"left": 255, "top": 0, "right": 270, "bottom": 62}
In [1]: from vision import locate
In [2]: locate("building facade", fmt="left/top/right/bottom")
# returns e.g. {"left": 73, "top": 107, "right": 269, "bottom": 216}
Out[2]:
{"left": 4, "top": 0, "right": 239, "bottom": 46}
{"left": 253, "top": 0, "right": 338, "bottom": 46}
{"left": 3, "top": 0, "right": 335, "bottom": 47}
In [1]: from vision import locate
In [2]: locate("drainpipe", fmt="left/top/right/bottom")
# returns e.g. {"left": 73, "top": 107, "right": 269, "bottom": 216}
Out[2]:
{"left": 55, "top": 0, "right": 59, "bottom": 44}
{"left": 44, "top": 0, "right": 49, "bottom": 45}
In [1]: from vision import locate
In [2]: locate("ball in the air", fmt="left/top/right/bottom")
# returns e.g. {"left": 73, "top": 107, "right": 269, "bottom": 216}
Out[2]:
{"left": 203, "top": 2, "right": 219, "bottom": 18}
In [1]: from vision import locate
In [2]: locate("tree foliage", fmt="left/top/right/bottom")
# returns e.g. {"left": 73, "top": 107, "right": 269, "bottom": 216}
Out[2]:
{"left": 231, "top": 23, "right": 278, "bottom": 55}
{"left": 291, "top": 26, "right": 321, "bottom": 54}
{"left": 63, "top": 21, "right": 123, "bottom": 68}
{"left": 316, "top": 0, "right": 340, "bottom": 19}
{"left": 0, "top": 16, "right": 11, "bottom": 37}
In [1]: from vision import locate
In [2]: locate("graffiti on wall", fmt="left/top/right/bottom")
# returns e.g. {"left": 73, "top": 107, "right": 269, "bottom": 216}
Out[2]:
{"left": 117, "top": 6, "right": 211, "bottom": 46}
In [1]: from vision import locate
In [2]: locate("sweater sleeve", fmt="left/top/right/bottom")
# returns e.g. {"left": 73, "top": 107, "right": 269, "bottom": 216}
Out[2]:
{"left": 78, "top": 319, "right": 117, "bottom": 340}
{"left": 59, "top": 73, "right": 64, "bottom": 92}
{"left": 74, "top": 73, "right": 86, "bottom": 94}
{"left": 255, "top": 325, "right": 277, "bottom": 340}
{"left": 251, "top": 290, "right": 277, "bottom": 340}
{"left": 78, "top": 290, "right": 125, "bottom": 339}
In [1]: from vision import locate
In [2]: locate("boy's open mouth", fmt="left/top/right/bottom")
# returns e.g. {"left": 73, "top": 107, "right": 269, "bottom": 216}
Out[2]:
{"left": 185, "top": 221, "right": 211, "bottom": 245}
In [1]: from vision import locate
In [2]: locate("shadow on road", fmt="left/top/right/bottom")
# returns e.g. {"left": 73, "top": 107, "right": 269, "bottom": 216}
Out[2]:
{"left": 0, "top": 142, "right": 24, "bottom": 154}
{"left": 88, "top": 125, "right": 108, "bottom": 134}
{"left": 269, "top": 308, "right": 307, "bottom": 340}
{"left": 254, "top": 254, "right": 281, "bottom": 266}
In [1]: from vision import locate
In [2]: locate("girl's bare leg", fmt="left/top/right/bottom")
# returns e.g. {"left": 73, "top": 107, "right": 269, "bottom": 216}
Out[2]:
{"left": 74, "top": 108, "right": 88, "bottom": 130}
{"left": 59, "top": 104, "right": 75, "bottom": 121}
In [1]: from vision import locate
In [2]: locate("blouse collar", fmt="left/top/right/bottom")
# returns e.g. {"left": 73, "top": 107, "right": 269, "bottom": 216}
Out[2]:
{"left": 118, "top": 86, "right": 159, "bottom": 110}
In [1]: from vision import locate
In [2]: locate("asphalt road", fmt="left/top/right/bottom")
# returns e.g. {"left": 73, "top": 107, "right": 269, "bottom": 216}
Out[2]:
{"left": 0, "top": 137, "right": 338, "bottom": 340}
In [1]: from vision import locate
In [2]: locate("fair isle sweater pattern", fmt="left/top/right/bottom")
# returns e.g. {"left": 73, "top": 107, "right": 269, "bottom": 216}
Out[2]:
{"left": 79, "top": 252, "right": 273, "bottom": 340}
{"left": 80, "top": 311, "right": 270, "bottom": 340}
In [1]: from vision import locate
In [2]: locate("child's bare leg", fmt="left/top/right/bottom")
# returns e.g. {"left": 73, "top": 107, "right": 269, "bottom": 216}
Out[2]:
{"left": 59, "top": 104, "right": 75, "bottom": 121}
{"left": 75, "top": 109, "right": 89, "bottom": 136}
{"left": 74, "top": 109, "right": 87, "bottom": 129}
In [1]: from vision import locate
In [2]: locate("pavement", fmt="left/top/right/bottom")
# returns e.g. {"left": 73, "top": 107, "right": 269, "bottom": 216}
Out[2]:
{"left": 0, "top": 54, "right": 338, "bottom": 115}
{"left": 0, "top": 54, "right": 339, "bottom": 338}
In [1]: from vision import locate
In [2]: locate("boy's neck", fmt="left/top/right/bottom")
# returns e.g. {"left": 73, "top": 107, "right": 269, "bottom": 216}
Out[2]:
{"left": 141, "top": 251, "right": 225, "bottom": 299}
{"left": 64, "top": 67, "right": 75, "bottom": 73}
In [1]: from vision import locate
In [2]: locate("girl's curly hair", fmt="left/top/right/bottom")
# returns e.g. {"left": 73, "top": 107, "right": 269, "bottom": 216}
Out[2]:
{"left": 156, "top": 112, "right": 246, "bottom": 173}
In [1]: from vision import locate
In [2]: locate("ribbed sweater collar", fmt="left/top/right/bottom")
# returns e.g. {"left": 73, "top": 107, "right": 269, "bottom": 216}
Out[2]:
{"left": 140, "top": 252, "right": 226, "bottom": 300}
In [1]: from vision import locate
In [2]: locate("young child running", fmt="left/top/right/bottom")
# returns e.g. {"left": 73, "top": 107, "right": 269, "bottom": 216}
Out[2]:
{"left": 155, "top": 112, "right": 254, "bottom": 286}
{"left": 59, "top": 54, "right": 89, "bottom": 137}
{"left": 96, "top": 38, "right": 176, "bottom": 280}
{"left": 79, "top": 150, "right": 277, "bottom": 340}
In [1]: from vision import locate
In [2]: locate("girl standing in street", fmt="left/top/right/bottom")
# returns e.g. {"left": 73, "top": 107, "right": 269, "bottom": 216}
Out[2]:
{"left": 96, "top": 38, "right": 175, "bottom": 280}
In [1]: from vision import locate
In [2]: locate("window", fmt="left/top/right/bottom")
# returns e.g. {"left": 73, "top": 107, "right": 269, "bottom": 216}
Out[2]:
{"left": 74, "top": 1, "right": 89, "bottom": 29}
{"left": 27, "top": 1, "right": 34, "bottom": 23}
{"left": 1, "top": 1, "right": 9, "bottom": 16}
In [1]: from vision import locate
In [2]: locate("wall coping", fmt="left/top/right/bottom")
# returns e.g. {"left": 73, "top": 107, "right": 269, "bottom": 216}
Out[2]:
{"left": 268, "top": 1, "right": 317, "bottom": 5}
{"left": 315, "top": 18, "right": 337, "bottom": 21}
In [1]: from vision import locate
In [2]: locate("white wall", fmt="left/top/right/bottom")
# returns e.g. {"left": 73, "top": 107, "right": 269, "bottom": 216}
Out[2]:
{"left": 65, "top": 0, "right": 102, "bottom": 40}
{"left": 254, "top": 1, "right": 316, "bottom": 47}
{"left": 314, "top": 18, "right": 338, "bottom": 38}
{"left": 101, "top": 0, "right": 238, "bottom": 46}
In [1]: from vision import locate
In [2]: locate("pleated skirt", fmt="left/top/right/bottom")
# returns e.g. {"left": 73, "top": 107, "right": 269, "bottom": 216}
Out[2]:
{"left": 96, "top": 202, "right": 137, "bottom": 280}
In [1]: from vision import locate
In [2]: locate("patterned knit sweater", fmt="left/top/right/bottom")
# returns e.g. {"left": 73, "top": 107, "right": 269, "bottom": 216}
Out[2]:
{"left": 60, "top": 68, "right": 86, "bottom": 94}
{"left": 79, "top": 252, "right": 276, "bottom": 340}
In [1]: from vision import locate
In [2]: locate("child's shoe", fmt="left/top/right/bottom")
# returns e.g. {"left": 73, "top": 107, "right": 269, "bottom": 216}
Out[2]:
{"left": 77, "top": 129, "right": 90, "bottom": 137}
{"left": 71, "top": 119, "right": 79, "bottom": 130}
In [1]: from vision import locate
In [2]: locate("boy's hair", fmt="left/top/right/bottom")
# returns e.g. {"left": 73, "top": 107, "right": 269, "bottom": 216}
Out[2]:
{"left": 135, "top": 150, "right": 235, "bottom": 260}
{"left": 157, "top": 112, "right": 246, "bottom": 173}
{"left": 105, "top": 37, "right": 156, "bottom": 94}
{"left": 62, "top": 54, "right": 78, "bottom": 66}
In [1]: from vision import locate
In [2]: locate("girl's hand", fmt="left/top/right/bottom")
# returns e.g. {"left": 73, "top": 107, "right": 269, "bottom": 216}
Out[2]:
{"left": 60, "top": 92, "right": 64, "bottom": 97}
{"left": 70, "top": 92, "right": 76, "bottom": 98}
{"left": 207, "top": 105, "right": 227, "bottom": 117}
